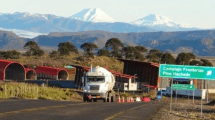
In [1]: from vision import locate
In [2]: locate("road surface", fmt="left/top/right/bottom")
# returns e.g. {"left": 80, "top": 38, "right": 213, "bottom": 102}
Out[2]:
{"left": 0, "top": 99, "right": 162, "bottom": 120}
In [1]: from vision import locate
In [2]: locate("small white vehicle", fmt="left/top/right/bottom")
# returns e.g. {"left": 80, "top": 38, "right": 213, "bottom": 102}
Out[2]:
{"left": 82, "top": 66, "right": 116, "bottom": 102}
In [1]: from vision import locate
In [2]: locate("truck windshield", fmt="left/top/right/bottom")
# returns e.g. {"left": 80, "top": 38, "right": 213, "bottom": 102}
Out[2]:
{"left": 87, "top": 76, "right": 105, "bottom": 83}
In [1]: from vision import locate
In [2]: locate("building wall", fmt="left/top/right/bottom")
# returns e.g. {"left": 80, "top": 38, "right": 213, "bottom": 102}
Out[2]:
{"left": 196, "top": 80, "right": 215, "bottom": 89}
{"left": 158, "top": 77, "right": 170, "bottom": 89}
{"left": 122, "top": 60, "right": 159, "bottom": 87}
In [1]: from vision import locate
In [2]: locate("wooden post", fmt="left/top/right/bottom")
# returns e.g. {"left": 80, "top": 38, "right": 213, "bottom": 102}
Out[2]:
{"left": 37, "top": 87, "right": 39, "bottom": 96}
{"left": 21, "top": 87, "right": 23, "bottom": 95}
{"left": 17, "top": 88, "right": 19, "bottom": 97}
{"left": 4, "top": 84, "right": 7, "bottom": 98}
{"left": 11, "top": 87, "right": 13, "bottom": 97}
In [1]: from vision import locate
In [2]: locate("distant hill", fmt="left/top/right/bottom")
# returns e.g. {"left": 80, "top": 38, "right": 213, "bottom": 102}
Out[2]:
{"left": 49, "top": 30, "right": 215, "bottom": 42}
{"left": 0, "top": 30, "right": 25, "bottom": 50}
{"left": 1, "top": 29, "right": 215, "bottom": 56}
{"left": 47, "top": 30, "right": 215, "bottom": 56}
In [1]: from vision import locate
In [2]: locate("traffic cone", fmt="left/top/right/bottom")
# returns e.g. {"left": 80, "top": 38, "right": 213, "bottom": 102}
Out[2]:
{"left": 131, "top": 97, "right": 134, "bottom": 102}
{"left": 121, "top": 97, "right": 124, "bottom": 103}
{"left": 127, "top": 97, "right": 130, "bottom": 103}
{"left": 117, "top": 96, "right": 121, "bottom": 103}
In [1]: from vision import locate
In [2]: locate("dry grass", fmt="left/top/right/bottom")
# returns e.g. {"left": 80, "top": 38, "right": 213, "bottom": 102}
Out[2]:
{"left": 0, "top": 82, "right": 82, "bottom": 101}
{"left": 8, "top": 54, "right": 124, "bottom": 74}
{"left": 73, "top": 56, "right": 124, "bottom": 72}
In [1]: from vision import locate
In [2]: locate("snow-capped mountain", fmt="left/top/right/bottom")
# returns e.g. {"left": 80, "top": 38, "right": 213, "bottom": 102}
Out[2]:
{"left": 0, "top": 12, "right": 57, "bottom": 21}
{"left": 131, "top": 14, "right": 196, "bottom": 31}
{"left": 0, "top": 10, "right": 198, "bottom": 34}
{"left": 69, "top": 8, "right": 115, "bottom": 23}
{"left": 0, "top": 11, "right": 154, "bottom": 33}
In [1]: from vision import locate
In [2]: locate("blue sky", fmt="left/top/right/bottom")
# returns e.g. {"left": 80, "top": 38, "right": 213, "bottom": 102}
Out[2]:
{"left": 0, "top": 0, "right": 214, "bottom": 28}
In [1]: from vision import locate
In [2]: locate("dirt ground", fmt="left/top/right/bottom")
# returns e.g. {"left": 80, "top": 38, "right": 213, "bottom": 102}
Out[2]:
{"left": 151, "top": 97, "right": 215, "bottom": 120}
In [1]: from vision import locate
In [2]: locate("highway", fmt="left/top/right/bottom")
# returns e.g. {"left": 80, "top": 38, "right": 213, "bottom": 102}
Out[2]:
{"left": 0, "top": 99, "right": 163, "bottom": 120}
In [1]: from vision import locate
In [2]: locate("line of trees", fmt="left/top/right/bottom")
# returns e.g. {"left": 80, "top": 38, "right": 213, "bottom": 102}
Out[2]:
{"left": 0, "top": 38, "right": 213, "bottom": 67}
{"left": 146, "top": 49, "right": 213, "bottom": 66}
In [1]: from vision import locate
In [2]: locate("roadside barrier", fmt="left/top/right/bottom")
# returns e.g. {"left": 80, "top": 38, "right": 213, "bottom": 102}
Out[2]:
{"left": 117, "top": 96, "right": 121, "bottom": 103}
{"left": 143, "top": 97, "right": 151, "bottom": 102}
{"left": 136, "top": 97, "right": 141, "bottom": 102}
{"left": 126, "top": 97, "right": 130, "bottom": 103}
{"left": 130, "top": 97, "right": 134, "bottom": 102}
{"left": 121, "top": 97, "right": 125, "bottom": 103}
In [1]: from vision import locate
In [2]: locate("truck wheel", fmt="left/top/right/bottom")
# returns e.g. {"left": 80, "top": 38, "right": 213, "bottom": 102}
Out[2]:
{"left": 108, "top": 93, "right": 112, "bottom": 102}
{"left": 93, "top": 99, "right": 97, "bottom": 102}
{"left": 83, "top": 96, "right": 88, "bottom": 102}
{"left": 103, "top": 94, "right": 108, "bottom": 102}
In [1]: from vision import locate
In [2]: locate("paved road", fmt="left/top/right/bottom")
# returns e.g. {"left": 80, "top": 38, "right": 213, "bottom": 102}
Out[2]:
{"left": 0, "top": 99, "right": 162, "bottom": 120}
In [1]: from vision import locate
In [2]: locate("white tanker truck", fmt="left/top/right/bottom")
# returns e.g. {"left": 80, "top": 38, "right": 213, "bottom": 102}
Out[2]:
{"left": 82, "top": 65, "right": 116, "bottom": 102}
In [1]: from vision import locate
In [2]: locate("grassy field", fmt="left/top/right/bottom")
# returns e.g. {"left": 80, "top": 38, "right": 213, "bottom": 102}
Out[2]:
{"left": 10, "top": 54, "right": 123, "bottom": 71}
{"left": 152, "top": 96, "right": 215, "bottom": 120}
{"left": 0, "top": 82, "right": 82, "bottom": 101}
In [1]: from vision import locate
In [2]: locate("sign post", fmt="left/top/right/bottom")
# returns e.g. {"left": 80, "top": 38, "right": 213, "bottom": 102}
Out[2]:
{"left": 170, "top": 78, "right": 173, "bottom": 112}
{"left": 172, "top": 84, "right": 195, "bottom": 90}
{"left": 207, "top": 80, "right": 209, "bottom": 103}
{"left": 188, "top": 90, "right": 189, "bottom": 104}
{"left": 175, "top": 89, "right": 177, "bottom": 102}
{"left": 159, "top": 64, "right": 215, "bottom": 116}
{"left": 159, "top": 64, "right": 215, "bottom": 80}
{"left": 193, "top": 90, "right": 194, "bottom": 103}
{"left": 201, "top": 79, "right": 203, "bottom": 118}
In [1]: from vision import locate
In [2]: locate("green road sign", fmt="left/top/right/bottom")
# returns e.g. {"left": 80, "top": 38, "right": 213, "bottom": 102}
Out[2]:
{"left": 172, "top": 84, "right": 195, "bottom": 90}
{"left": 159, "top": 64, "right": 215, "bottom": 80}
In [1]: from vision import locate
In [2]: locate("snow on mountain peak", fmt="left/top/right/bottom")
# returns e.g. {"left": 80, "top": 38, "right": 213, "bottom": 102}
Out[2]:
{"left": 69, "top": 8, "right": 115, "bottom": 23}
{"left": 131, "top": 14, "right": 191, "bottom": 28}
{"left": 0, "top": 12, "right": 54, "bottom": 20}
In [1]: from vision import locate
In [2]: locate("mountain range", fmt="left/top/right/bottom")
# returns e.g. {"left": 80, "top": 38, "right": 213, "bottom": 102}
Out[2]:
{"left": 1, "top": 29, "right": 215, "bottom": 56}
{"left": 0, "top": 8, "right": 214, "bottom": 56}
{"left": 30, "top": 30, "right": 215, "bottom": 56}
{"left": 0, "top": 8, "right": 199, "bottom": 37}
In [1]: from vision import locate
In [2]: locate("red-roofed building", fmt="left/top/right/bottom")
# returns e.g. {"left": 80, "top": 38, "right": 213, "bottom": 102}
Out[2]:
{"left": 0, "top": 59, "right": 26, "bottom": 81}
{"left": 25, "top": 68, "right": 37, "bottom": 80}
{"left": 36, "top": 66, "right": 69, "bottom": 80}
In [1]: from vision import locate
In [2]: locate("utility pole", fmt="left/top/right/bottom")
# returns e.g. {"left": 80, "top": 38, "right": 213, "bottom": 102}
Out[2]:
{"left": 207, "top": 80, "right": 209, "bottom": 103}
